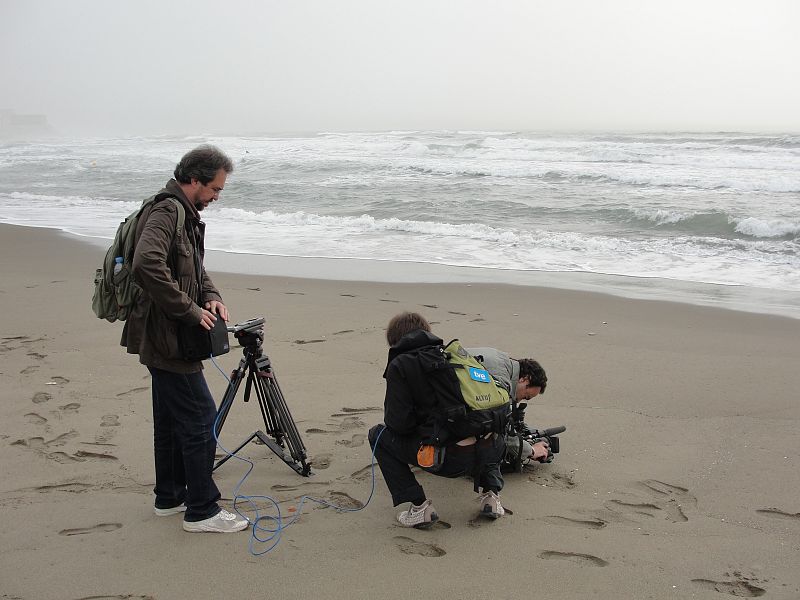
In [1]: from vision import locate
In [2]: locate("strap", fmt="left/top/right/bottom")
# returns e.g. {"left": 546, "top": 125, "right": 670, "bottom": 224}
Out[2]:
{"left": 186, "top": 220, "right": 204, "bottom": 306}
{"left": 166, "top": 197, "right": 185, "bottom": 240}
{"left": 147, "top": 193, "right": 187, "bottom": 289}
{"left": 150, "top": 193, "right": 185, "bottom": 240}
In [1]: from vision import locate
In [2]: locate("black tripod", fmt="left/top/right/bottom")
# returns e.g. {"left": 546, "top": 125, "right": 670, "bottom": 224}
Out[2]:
{"left": 213, "top": 318, "right": 311, "bottom": 476}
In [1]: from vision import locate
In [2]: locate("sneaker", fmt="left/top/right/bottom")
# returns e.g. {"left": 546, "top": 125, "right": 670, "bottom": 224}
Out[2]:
{"left": 154, "top": 503, "right": 187, "bottom": 517}
{"left": 477, "top": 490, "right": 505, "bottom": 519}
{"left": 397, "top": 499, "right": 439, "bottom": 529}
{"left": 182, "top": 509, "right": 249, "bottom": 533}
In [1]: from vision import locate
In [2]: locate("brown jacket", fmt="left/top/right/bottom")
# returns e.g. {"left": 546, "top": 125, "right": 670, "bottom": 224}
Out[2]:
{"left": 120, "top": 179, "right": 223, "bottom": 373}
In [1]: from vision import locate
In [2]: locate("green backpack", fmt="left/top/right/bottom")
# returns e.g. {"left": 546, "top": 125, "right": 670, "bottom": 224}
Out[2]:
{"left": 417, "top": 339, "right": 511, "bottom": 443}
{"left": 91, "top": 193, "right": 184, "bottom": 323}
{"left": 444, "top": 340, "right": 510, "bottom": 411}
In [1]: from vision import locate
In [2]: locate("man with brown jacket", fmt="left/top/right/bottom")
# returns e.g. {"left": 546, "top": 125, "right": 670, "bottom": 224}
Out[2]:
{"left": 121, "top": 145, "right": 248, "bottom": 533}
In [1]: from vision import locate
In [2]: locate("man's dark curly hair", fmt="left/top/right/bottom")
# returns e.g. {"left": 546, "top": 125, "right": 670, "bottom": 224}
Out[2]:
{"left": 386, "top": 311, "right": 431, "bottom": 346}
{"left": 173, "top": 144, "right": 234, "bottom": 185}
{"left": 518, "top": 358, "right": 547, "bottom": 393}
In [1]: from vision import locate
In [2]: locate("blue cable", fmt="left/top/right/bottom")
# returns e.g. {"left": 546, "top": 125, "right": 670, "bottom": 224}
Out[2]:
{"left": 209, "top": 355, "right": 384, "bottom": 555}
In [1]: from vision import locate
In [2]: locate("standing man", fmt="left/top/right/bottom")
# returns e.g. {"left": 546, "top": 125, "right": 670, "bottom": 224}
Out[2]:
{"left": 121, "top": 145, "right": 248, "bottom": 533}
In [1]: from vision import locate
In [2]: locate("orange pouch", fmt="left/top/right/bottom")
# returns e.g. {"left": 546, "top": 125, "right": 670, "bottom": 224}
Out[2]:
{"left": 417, "top": 444, "right": 445, "bottom": 471}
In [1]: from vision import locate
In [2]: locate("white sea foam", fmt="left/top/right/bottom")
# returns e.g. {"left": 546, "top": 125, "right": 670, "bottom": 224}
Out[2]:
{"left": 733, "top": 217, "right": 800, "bottom": 238}
{"left": 1, "top": 132, "right": 799, "bottom": 299}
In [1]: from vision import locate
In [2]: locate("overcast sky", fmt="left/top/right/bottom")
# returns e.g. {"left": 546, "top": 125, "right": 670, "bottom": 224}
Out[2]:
{"left": 1, "top": 0, "right": 798, "bottom": 135}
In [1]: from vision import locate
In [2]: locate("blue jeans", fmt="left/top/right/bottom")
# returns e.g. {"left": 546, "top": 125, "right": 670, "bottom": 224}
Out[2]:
{"left": 148, "top": 367, "right": 221, "bottom": 522}
{"left": 368, "top": 424, "right": 504, "bottom": 507}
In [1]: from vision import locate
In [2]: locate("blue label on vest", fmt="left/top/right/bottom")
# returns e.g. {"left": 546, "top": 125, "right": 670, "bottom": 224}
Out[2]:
{"left": 468, "top": 367, "right": 491, "bottom": 383}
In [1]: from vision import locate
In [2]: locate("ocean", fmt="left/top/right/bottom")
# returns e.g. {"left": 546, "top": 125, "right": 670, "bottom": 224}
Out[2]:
{"left": 1, "top": 131, "right": 799, "bottom": 317}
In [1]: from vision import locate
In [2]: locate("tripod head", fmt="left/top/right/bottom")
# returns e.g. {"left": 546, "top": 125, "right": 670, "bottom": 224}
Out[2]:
{"left": 228, "top": 317, "right": 265, "bottom": 351}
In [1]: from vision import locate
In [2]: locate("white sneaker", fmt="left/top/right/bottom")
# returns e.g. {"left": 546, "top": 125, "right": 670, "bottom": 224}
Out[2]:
{"left": 154, "top": 503, "right": 187, "bottom": 517}
{"left": 397, "top": 499, "right": 439, "bottom": 529}
{"left": 477, "top": 491, "right": 505, "bottom": 519}
{"left": 182, "top": 509, "right": 249, "bottom": 533}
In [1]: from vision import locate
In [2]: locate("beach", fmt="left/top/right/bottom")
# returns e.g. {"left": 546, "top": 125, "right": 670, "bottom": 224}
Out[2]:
{"left": 1, "top": 222, "right": 798, "bottom": 599}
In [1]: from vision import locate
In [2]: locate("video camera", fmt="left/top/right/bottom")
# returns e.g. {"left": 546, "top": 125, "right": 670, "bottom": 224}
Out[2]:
{"left": 505, "top": 400, "right": 565, "bottom": 471}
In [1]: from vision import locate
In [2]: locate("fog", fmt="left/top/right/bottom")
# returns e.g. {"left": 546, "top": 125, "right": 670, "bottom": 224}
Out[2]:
{"left": 2, "top": 0, "right": 798, "bottom": 136}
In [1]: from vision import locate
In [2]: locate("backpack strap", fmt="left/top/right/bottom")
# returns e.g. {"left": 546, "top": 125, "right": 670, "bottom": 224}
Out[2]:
{"left": 145, "top": 193, "right": 187, "bottom": 285}
{"left": 151, "top": 193, "right": 185, "bottom": 242}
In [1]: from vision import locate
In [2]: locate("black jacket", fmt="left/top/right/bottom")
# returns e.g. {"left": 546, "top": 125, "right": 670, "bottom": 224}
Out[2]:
{"left": 382, "top": 329, "right": 444, "bottom": 437}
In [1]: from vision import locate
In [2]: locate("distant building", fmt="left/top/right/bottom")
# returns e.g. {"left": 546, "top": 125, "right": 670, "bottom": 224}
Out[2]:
{"left": 0, "top": 109, "right": 54, "bottom": 139}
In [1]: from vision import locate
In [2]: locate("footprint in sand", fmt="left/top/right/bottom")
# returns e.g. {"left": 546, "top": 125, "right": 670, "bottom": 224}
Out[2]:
{"left": 691, "top": 578, "right": 766, "bottom": 597}
{"left": 326, "top": 491, "right": 364, "bottom": 509}
{"left": 339, "top": 416, "right": 366, "bottom": 430}
{"left": 271, "top": 480, "right": 329, "bottom": 493}
{"left": 306, "top": 415, "right": 367, "bottom": 435}
{"left": 77, "top": 594, "right": 156, "bottom": 600}
{"left": 96, "top": 415, "right": 121, "bottom": 443}
{"left": 541, "top": 515, "right": 607, "bottom": 530}
{"left": 47, "top": 452, "right": 85, "bottom": 464}
{"left": 311, "top": 453, "right": 332, "bottom": 469}
{"left": 467, "top": 508, "right": 513, "bottom": 527}
{"left": 604, "top": 479, "right": 695, "bottom": 524}
{"left": 20, "top": 365, "right": 39, "bottom": 374}
{"left": 379, "top": 299, "right": 400, "bottom": 303}
{"left": 755, "top": 507, "right": 800, "bottom": 521}
{"left": 32, "top": 482, "right": 94, "bottom": 493}
{"left": 48, "top": 375, "right": 69, "bottom": 384}
{"left": 336, "top": 433, "right": 366, "bottom": 448}
{"left": 470, "top": 317, "right": 485, "bottom": 322}
{"left": 45, "top": 431, "right": 79, "bottom": 447}
{"left": 13, "top": 431, "right": 78, "bottom": 449}
{"left": 539, "top": 550, "right": 609, "bottom": 567}
{"left": 393, "top": 536, "right": 446, "bottom": 557}
{"left": 12, "top": 432, "right": 117, "bottom": 463}
{"left": 116, "top": 387, "right": 148, "bottom": 398}
{"left": 58, "top": 402, "right": 81, "bottom": 414}
{"left": 331, "top": 406, "right": 382, "bottom": 417}
{"left": 58, "top": 523, "right": 122, "bottom": 536}
{"left": 100, "top": 415, "right": 120, "bottom": 427}
{"left": 32, "top": 392, "right": 51, "bottom": 404}
{"left": 528, "top": 470, "right": 577, "bottom": 490}
{"left": 294, "top": 338, "right": 327, "bottom": 345}
{"left": 25, "top": 413, "right": 48, "bottom": 426}
{"left": 73, "top": 450, "right": 118, "bottom": 461}
{"left": 349, "top": 465, "right": 373, "bottom": 482}
{"left": 27, "top": 351, "right": 47, "bottom": 360}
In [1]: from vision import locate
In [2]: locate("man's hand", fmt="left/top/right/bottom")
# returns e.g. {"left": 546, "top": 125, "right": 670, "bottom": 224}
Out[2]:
{"left": 531, "top": 440, "right": 550, "bottom": 462}
{"left": 204, "top": 300, "right": 229, "bottom": 322}
{"left": 198, "top": 308, "right": 218, "bottom": 331}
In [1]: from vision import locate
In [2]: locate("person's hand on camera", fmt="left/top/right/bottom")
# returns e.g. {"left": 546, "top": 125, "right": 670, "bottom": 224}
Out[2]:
{"left": 204, "top": 300, "right": 229, "bottom": 322}
{"left": 531, "top": 440, "right": 550, "bottom": 462}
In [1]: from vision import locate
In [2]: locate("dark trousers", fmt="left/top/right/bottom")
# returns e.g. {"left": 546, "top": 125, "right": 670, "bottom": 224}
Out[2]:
{"left": 148, "top": 367, "right": 221, "bottom": 522}
{"left": 368, "top": 424, "right": 504, "bottom": 507}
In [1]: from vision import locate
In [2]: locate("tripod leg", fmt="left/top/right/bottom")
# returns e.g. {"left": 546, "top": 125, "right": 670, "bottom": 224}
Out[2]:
{"left": 212, "top": 356, "right": 249, "bottom": 471}
{"left": 252, "top": 363, "right": 311, "bottom": 476}
{"left": 214, "top": 356, "right": 248, "bottom": 439}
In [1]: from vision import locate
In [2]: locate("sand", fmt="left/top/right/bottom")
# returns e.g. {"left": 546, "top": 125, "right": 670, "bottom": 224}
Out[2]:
{"left": 0, "top": 223, "right": 798, "bottom": 599}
